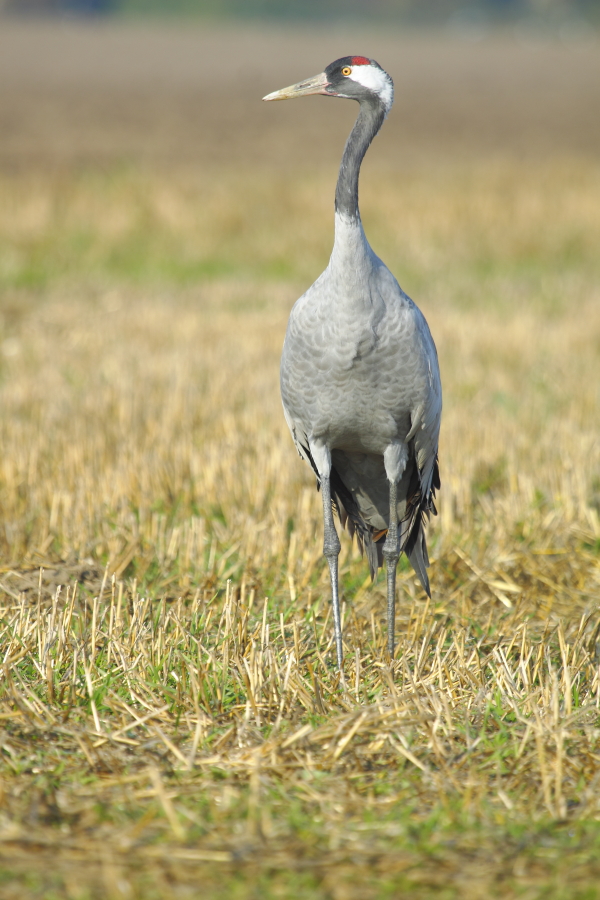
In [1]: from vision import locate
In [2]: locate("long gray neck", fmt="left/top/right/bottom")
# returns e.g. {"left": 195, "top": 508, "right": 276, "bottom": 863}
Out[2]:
{"left": 334, "top": 99, "right": 386, "bottom": 220}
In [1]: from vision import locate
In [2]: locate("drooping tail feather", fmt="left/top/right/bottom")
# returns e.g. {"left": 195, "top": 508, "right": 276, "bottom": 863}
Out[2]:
{"left": 330, "top": 467, "right": 383, "bottom": 579}
{"left": 399, "top": 453, "right": 439, "bottom": 596}
{"left": 301, "top": 439, "right": 439, "bottom": 593}
{"left": 332, "top": 453, "right": 439, "bottom": 593}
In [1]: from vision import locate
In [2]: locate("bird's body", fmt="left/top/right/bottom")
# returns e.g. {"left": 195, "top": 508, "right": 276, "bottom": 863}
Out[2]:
{"left": 281, "top": 215, "right": 439, "bottom": 542}
{"left": 264, "top": 57, "right": 441, "bottom": 666}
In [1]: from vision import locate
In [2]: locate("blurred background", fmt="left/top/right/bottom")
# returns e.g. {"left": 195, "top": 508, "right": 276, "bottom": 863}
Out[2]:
{"left": 0, "top": 0, "right": 598, "bottom": 571}
{"left": 0, "top": 1, "right": 599, "bottom": 171}
{"left": 2, "top": 0, "right": 600, "bottom": 25}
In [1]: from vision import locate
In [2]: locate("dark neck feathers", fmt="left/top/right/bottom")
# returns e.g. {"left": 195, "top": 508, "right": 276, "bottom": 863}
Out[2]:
{"left": 334, "top": 98, "right": 386, "bottom": 220}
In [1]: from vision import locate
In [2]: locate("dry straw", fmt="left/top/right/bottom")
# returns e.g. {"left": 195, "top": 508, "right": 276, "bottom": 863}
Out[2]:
{"left": 0, "top": 159, "right": 599, "bottom": 896}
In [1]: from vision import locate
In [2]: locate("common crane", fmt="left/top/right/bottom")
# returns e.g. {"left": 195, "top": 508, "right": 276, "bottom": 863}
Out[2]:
{"left": 264, "top": 57, "right": 441, "bottom": 667}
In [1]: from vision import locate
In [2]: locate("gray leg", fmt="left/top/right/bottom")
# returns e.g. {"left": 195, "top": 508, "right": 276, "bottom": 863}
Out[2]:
{"left": 309, "top": 439, "right": 343, "bottom": 669}
{"left": 382, "top": 479, "right": 399, "bottom": 659}
{"left": 321, "top": 473, "right": 343, "bottom": 668}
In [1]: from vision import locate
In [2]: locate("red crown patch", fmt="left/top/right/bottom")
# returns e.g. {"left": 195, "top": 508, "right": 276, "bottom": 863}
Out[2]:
{"left": 350, "top": 56, "right": 370, "bottom": 66}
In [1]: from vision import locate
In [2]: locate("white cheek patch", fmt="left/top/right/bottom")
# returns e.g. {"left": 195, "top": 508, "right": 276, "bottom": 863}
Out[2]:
{"left": 348, "top": 65, "right": 394, "bottom": 112}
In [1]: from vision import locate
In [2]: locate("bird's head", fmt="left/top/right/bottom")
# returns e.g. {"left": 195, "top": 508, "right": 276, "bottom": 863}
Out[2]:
{"left": 263, "top": 57, "right": 394, "bottom": 115}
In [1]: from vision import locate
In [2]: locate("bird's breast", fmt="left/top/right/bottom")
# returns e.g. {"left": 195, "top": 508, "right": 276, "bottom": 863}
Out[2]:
{"left": 280, "top": 298, "right": 425, "bottom": 454}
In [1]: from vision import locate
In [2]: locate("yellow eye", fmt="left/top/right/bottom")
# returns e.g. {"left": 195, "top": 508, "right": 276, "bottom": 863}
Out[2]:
{"left": 341, "top": 66, "right": 352, "bottom": 76}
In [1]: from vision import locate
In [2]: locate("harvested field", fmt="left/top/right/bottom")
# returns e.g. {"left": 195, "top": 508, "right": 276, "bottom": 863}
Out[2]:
{"left": 0, "top": 20, "right": 599, "bottom": 900}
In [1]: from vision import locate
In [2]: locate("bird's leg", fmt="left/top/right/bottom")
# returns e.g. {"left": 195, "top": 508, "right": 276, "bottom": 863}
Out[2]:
{"left": 383, "top": 443, "right": 407, "bottom": 661}
{"left": 321, "top": 473, "right": 343, "bottom": 669}
{"left": 382, "top": 479, "right": 399, "bottom": 660}
{"left": 309, "top": 440, "right": 343, "bottom": 669}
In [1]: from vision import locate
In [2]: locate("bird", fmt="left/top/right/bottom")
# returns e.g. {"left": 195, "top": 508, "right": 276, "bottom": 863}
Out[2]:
{"left": 263, "top": 57, "right": 441, "bottom": 668}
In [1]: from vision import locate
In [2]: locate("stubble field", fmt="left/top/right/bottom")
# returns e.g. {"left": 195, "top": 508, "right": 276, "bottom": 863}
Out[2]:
{"left": 0, "top": 20, "right": 600, "bottom": 899}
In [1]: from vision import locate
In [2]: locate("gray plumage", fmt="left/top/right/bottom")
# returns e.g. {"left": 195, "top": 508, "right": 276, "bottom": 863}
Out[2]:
{"left": 264, "top": 56, "right": 441, "bottom": 666}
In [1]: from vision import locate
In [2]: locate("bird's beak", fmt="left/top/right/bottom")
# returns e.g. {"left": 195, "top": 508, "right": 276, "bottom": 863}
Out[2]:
{"left": 262, "top": 71, "right": 330, "bottom": 102}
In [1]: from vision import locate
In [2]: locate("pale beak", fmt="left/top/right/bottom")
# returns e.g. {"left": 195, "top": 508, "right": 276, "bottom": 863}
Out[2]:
{"left": 263, "top": 71, "right": 330, "bottom": 102}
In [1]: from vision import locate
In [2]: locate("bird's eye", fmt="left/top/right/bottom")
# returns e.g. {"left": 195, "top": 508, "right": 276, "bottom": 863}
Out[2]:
{"left": 341, "top": 66, "right": 352, "bottom": 76}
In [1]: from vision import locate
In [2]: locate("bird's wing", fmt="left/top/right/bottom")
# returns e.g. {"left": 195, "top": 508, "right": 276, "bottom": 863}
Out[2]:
{"left": 407, "top": 316, "right": 442, "bottom": 504}
{"left": 282, "top": 406, "right": 316, "bottom": 473}
{"left": 398, "top": 313, "right": 442, "bottom": 593}
{"left": 377, "top": 267, "right": 442, "bottom": 509}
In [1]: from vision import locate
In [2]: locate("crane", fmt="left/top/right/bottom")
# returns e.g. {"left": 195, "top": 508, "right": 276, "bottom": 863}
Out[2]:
{"left": 263, "top": 57, "right": 441, "bottom": 668}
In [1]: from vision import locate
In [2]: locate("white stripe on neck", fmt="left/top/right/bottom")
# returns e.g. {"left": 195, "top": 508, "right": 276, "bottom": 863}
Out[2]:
{"left": 348, "top": 65, "right": 393, "bottom": 113}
